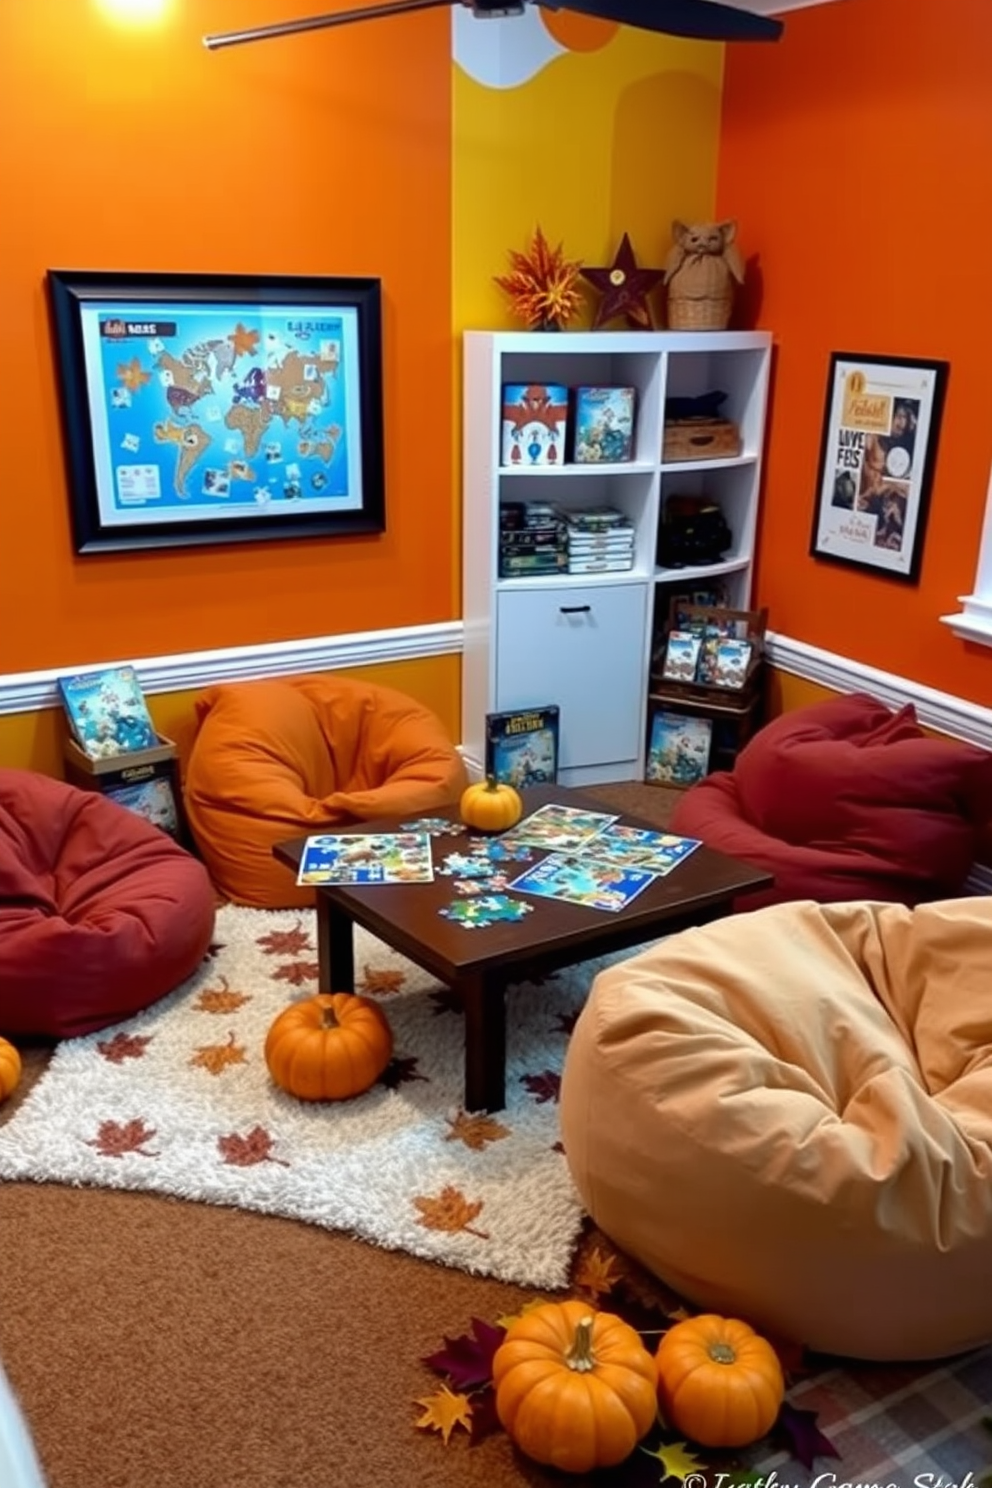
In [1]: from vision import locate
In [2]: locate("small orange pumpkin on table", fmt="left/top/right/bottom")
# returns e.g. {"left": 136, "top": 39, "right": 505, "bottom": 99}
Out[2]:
{"left": 492, "top": 1299, "right": 659, "bottom": 1473}
{"left": 459, "top": 775, "right": 523, "bottom": 834}
{"left": 264, "top": 993, "right": 392, "bottom": 1101}
{"left": 655, "top": 1313, "right": 785, "bottom": 1448}
{"left": 0, "top": 1036, "right": 21, "bottom": 1103}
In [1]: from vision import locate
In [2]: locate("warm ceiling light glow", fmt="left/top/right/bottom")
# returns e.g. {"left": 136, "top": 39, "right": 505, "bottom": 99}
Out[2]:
{"left": 94, "top": 0, "right": 174, "bottom": 25}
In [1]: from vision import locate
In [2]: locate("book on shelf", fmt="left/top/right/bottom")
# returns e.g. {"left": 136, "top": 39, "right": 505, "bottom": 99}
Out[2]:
{"left": 662, "top": 631, "right": 703, "bottom": 683}
{"left": 572, "top": 386, "right": 636, "bottom": 465}
{"left": 105, "top": 777, "right": 181, "bottom": 839}
{"left": 57, "top": 664, "right": 158, "bottom": 760}
{"left": 500, "top": 385, "right": 569, "bottom": 467}
{"left": 484, "top": 706, "right": 560, "bottom": 788}
{"left": 646, "top": 711, "right": 712, "bottom": 788}
{"left": 711, "top": 638, "right": 753, "bottom": 689}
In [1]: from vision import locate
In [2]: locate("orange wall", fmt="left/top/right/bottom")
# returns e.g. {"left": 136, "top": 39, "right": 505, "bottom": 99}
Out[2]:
{"left": 0, "top": 0, "right": 453, "bottom": 674}
{"left": 719, "top": 0, "right": 992, "bottom": 709}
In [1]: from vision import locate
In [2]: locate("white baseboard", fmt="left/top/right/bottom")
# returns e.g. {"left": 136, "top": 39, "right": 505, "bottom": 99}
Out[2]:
{"left": 0, "top": 622, "right": 463, "bottom": 718}
{"left": 765, "top": 632, "right": 992, "bottom": 750}
{"left": 2, "top": 623, "right": 992, "bottom": 759}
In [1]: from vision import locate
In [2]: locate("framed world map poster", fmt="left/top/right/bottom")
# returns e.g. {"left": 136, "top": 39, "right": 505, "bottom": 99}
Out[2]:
{"left": 47, "top": 269, "right": 385, "bottom": 554}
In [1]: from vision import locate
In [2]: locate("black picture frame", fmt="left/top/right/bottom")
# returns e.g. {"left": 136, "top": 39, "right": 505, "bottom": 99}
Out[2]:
{"left": 47, "top": 268, "right": 385, "bottom": 554}
{"left": 809, "top": 351, "right": 948, "bottom": 583}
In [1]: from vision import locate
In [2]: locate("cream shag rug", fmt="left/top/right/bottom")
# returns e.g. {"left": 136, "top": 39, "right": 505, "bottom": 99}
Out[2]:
{"left": 0, "top": 906, "right": 613, "bottom": 1288}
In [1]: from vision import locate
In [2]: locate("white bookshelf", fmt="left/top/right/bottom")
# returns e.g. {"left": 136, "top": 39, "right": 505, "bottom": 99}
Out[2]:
{"left": 462, "top": 329, "right": 772, "bottom": 785}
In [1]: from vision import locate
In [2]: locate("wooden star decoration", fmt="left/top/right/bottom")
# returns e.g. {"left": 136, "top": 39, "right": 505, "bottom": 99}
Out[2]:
{"left": 580, "top": 233, "right": 665, "bottom": 330}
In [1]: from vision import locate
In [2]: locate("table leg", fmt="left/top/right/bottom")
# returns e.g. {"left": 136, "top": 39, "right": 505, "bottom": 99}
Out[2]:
{"left": 315, "top": 895, "right": 355, "bottom": 992}
{"left": 460, "top": 969, "right": 506, "bottom": 1114}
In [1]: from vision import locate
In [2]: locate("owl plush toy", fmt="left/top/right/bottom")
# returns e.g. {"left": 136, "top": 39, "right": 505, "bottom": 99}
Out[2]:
{"left": 663, "top": 220, "right": 745, "bottom": 330}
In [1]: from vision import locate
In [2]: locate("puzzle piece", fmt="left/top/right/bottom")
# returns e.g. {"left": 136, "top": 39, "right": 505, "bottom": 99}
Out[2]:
{"left": 437, "top": 852, "right": 498, "bottom": 878}
{"left": 439, "top": 894, "right": 534, "bottom": 928}
{"left": 400, "top": 817, "right": 464, "bottom": 837}
{"left": 466, "top": 838, "right": 536, "bottom": 863}
{"left": 452, "top": 874, "right": 511, "bottom": 896}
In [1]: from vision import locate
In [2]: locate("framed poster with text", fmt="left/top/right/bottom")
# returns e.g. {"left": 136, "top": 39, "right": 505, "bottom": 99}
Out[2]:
{"left": 809, "top": 351, "right": 948, "bottom": 583}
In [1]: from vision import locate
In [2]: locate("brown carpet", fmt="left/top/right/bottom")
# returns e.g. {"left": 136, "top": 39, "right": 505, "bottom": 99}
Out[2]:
{"left": 1, "top": 781, "right": 986, "bottom": 1488}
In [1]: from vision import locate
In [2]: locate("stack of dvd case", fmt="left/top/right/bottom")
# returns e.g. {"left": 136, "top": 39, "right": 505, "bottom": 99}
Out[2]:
{"left": 563, "top": 506, "right": 635, "bottom": 574}
{"left": 499, "top": 500, "right": 567, "bottom": 578}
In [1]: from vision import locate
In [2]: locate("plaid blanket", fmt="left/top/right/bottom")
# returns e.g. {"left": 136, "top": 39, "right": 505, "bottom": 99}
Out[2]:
{"left": 747, "top": 1346, "right": 992, "bottom": 1480}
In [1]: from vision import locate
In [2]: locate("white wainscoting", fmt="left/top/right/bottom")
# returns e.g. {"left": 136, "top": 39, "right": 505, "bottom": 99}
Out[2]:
{"left": 1, "top": 623, "right": 990, "bottom": 892}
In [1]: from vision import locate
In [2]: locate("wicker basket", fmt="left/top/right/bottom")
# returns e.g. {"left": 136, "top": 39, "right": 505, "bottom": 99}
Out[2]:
{"left": 665, "top": 292, "right": 733, "bottom": 331}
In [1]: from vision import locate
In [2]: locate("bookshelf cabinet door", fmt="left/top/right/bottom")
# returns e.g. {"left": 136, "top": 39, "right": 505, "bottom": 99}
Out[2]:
{"left": 495, "top": 584, "right": 649, "bottom": 776}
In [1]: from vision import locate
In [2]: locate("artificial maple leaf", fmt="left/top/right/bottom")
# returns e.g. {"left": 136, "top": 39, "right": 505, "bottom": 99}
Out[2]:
{"left": 573, "top": 1245, "right": 622, "bottom": 1301}
{"left": 413, "top": 1384, "right": 473, "bottom": 1445}
{"left": 521, "top": 1069, "right": 561, "bottom": 1104}
{"left": 413, "top": 1185, "right": 489, "bottom": 1239}
{"left": 641, "top": 1438, "right": 704, "bottom": 1482}
{"left": 218, "top": 1126, "right": 290, "bottom": 1168}
{"left": 360, "top": 965, "right": 406, "bottom": 996}
{"left": 379, "top": 1055, "right": 428, "bottom": 1090}
{"left": 467, "top": 1384, "right": 502, "bottom": 1445}
{"left": 445, "top": 1110, "right": 510, "bottom": 1151}
{"left": 256, "top": 922, "right": 312, "bottom": 957}
{"left": 271, "top": 959, "right": 320, "bottom": 986}
{"left": 496, "top": 1298, "right": 554, "bottom": 1330}
{"left": 773, "top": 1402, "right": 840, "bottom": 1469}
{"left": 189, "top": 1031, "right": 247, "bottom": 1075}
{"left": 85, "top": 1117, "right": 159, "bottom": 1158}
{"left": 195, "top": 977, "right": 250, "bottom": 1014}
{"left": 421, "top": 1317, "right": 506, "bottom": 1391}
{"left": 494, "top": 225, "right": 584, "bottom": 331}
{"left": 96, "top": 1032, "right": 153, "bottom": 1064}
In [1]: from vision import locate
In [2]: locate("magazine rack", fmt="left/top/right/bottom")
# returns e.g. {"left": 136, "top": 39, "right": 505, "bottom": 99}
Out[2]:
{"left": 63, "top": 733, "right": 189, "bottom": 846}
{"left": 647, "top": 602, "right": 768, "bottom": 780}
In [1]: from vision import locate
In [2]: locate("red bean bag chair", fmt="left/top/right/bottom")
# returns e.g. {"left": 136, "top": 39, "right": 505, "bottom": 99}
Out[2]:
{"left": 0, "top": 769, "right": 216, "bottom": 1039}
{"left": 183, "top": 675, "right": 468, "bottom": 909}
{"left": 671, "top": 692, "right": 992, "bottom": 909}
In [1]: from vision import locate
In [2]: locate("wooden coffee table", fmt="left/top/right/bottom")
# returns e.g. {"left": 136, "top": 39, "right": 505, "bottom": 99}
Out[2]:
{"left": 273, "top": 785, "right": 772, "bottom": 1113}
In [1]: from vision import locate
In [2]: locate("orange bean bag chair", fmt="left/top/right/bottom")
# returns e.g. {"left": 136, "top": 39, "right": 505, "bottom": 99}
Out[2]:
{"left": 0, "top": 768, "right": 216, "bottom": 1039}
{"left": 560, "top": 896, "right": 992, "bottom": 1361}
{"left": 183, "top": 675, "right": 468, "bottom": 908}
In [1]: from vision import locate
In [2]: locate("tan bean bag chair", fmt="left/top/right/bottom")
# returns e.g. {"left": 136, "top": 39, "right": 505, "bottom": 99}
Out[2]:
{"left": 184, "top": 675, "right": 467, "bottom": 908}
{"left": 560, "top": 897, "right": 992, "bottom": 1361}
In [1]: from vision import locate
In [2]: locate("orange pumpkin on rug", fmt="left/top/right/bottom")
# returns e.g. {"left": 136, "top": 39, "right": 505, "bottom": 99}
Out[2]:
{"left": 492, "top": 1299, "right": 658, "bottom": 1473}
{"left": 0, "top": 1036, "right": 21, "bottom": 1102}
{"left": 655, "top": 1314, "right": 784, "bottom": 1447}
{"left": 264, "top": 993, "right": 393, "bottom": 1101}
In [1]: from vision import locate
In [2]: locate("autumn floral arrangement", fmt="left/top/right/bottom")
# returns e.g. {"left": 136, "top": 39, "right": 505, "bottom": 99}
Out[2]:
{"left": 413, "top": 1231, "right": 844, "bottom": 1481}
{"left": 494, "top": 225, "right": 585, "bottom": 331}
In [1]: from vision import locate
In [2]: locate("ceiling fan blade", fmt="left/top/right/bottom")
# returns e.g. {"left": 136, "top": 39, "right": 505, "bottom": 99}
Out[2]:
{"left": 203, "top": 0, "right": 456, "bottom": 50}
{"left": 546, "top": 0, "right": 783, "bottom": 41}
{"left": 203, "top": 0, "right": 780, "bottom": 50}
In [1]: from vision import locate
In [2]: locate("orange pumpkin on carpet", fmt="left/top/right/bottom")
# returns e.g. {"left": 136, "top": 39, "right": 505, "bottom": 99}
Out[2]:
{"left": 492, "top": 1299, "right": 658, "bottom": 1473}
{"left": 264, "top": 993, "right": 393, "bottom": 1101}
{"left": 0, "top": 1036, "right": 21, "bottom": 1102}
{"left": 655, "top": 1313, "right": 785, "bottom": 1447}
